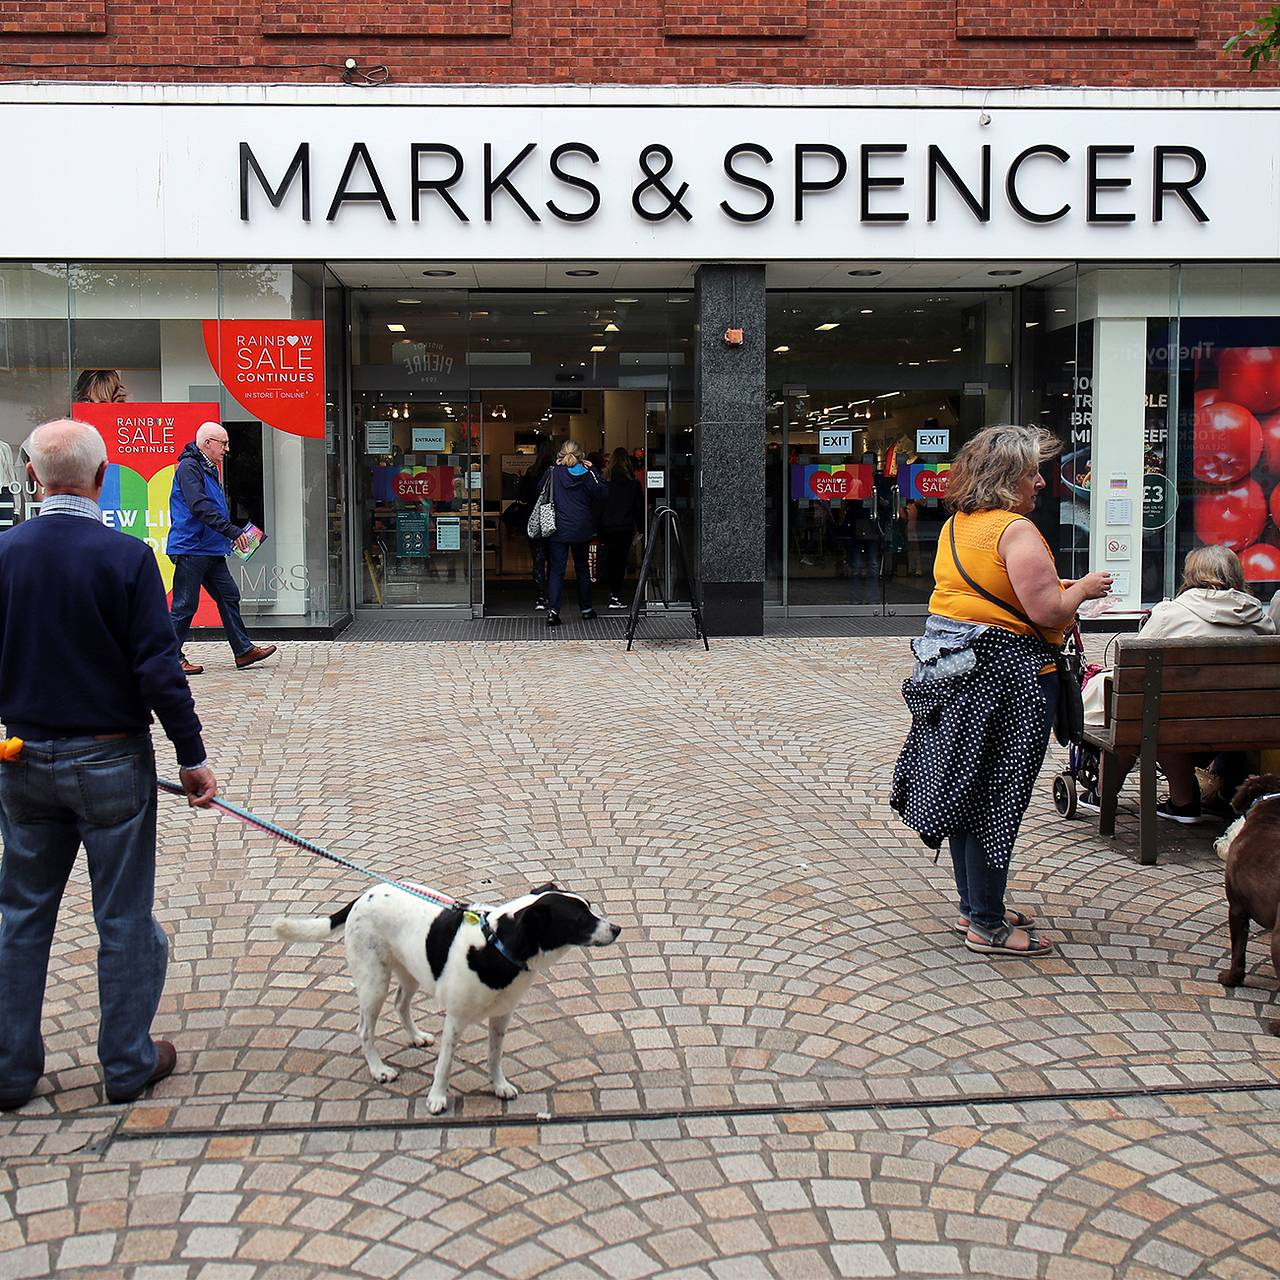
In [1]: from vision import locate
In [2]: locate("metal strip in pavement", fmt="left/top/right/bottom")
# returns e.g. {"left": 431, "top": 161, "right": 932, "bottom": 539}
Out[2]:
{"left": 105, "top": 1078, "right": 1280, "bottom": 1151}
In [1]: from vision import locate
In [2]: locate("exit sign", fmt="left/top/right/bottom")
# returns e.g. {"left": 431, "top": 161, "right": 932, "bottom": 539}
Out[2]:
{"left": 917, "top": 428, "right": 949, "bottom": 453}
{"left": 819, "top": 430, "right": 854, "bottom": 454}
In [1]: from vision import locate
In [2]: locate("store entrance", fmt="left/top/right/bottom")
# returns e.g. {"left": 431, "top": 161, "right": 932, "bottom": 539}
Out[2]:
{"left": 352, "top": 384, "right": 681, "bottom": 616}
{"left": 478, "top": 388, "right": 663, "bottom": 617}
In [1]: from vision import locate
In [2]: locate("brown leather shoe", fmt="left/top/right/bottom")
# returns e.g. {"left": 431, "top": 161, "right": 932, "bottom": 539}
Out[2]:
{"left": 234, "top": 644, "right": 277, "bottom": 670}
{"left": 180, "top": 656, "right": 204, "bottom": 676}
{"left": 106, "top": 1039, "right": 177, "bottom": 1104}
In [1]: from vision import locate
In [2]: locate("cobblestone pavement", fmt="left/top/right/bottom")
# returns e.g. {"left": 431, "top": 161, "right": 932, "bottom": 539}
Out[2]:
{"left": 3, "top": 636, "right": 1278, "bottom": 1278}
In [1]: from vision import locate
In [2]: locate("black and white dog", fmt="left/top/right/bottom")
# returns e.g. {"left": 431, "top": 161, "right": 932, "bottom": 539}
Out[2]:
{"left": 272, "top": 884, "right": 621, "bottom": 1113}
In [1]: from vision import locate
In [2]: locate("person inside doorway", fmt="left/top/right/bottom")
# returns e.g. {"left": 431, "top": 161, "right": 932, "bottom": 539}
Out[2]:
{"left": 517, "top": 436, "right": 558, "bottom": 611}
{"left": 598, "top": 447, "right": 644, "bottom": 609}
{"left": 545, "top": 440, "right": 604, "bottom": 627}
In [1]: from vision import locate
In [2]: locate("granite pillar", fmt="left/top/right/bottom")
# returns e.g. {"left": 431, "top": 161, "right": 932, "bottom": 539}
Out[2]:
{"left": 694, "top": 264, "right": 766, "bottom": 636}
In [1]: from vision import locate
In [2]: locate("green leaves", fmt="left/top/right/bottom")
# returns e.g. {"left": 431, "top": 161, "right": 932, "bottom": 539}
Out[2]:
{"left": 1225, "top": 5, "right": 1280, "bottom": 70}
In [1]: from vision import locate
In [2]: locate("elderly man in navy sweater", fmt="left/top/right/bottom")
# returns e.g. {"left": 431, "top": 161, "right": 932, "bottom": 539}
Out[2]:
{"left": 0, "top": 420, "right": 218, "bottom": 1112}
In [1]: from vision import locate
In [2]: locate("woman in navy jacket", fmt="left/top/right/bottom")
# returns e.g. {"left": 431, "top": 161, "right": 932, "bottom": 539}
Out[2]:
{"left": 546, "top": 440, "right": 606, "bottom": 626}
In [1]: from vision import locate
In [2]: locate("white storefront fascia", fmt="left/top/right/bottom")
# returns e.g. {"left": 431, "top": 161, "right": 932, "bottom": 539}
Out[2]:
{"left": 0, "top": 84, "right": 1277, "bottom": 262}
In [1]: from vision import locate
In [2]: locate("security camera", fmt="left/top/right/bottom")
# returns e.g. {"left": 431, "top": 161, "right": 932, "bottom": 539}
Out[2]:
{"left": 978, "top": 111, "right": 992, "bottom": 127}
{"left": 344, "top": 57, "right": 358, "bottom": 71}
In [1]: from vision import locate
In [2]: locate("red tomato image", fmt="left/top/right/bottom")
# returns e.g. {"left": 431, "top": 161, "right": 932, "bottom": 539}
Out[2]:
{"left": 1193, "top": 400, "right": 1262, "bottom": 484}
{"left": 1271, "top": 480, "right": 1280, "bottom": 531}
{"left": 1194, "top": 387, "right": 1224, "bottom": 414}
{"left": 1194, "top": 478, "right": 1266, "bottom": 551}
{"left": 1217, "top": 347, "right": 1280, "bottom": 415}
{"left": 1261, "top": 411, "right": 1280, "bottom": 474}
{"left": 1242, "top": 542, "right": 1280, "bottom": 583}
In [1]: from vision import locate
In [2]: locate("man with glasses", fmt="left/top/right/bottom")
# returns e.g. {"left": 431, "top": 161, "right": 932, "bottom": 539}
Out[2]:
{"left": 167, "top": 422, "right": 276, "bottom": 674}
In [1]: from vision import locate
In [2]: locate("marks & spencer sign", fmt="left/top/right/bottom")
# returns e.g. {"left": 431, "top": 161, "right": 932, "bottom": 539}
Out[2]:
{"left": 3, "top": 96, "right": 1279, "bottom": 260}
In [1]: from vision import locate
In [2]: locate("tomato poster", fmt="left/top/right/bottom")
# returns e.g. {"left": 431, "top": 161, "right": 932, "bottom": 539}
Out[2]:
{"left": 202, "top": 320, "right": 325, "bottom": 438}
{"left": 1186, "top": 339, "right": 1280, "bottom": 583}
{"left": 73, "top": 400, "right": 223, "bottom": 623}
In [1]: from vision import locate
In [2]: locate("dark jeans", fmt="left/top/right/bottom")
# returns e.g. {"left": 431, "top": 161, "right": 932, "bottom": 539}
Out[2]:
{"left": 170, "top": 554, "right": 253, "bottom": 657}
{"left": 600, "top": 530, "right": 633, "bottom": 598}
{"left": 547, "top": 540, "right": 593, "bottom": 613}
{"left": 950, "top": 670, "right": 1058, "bottom": 931}
{"left": 529, "top": 538, "right": 549, "bottom": 603}
{"left": 0, "top": 735, "right": 167, "bottom": 1103}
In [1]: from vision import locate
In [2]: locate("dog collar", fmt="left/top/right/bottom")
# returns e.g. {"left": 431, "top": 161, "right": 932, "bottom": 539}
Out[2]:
{"left": 479, "top": 913, "right": 529, "bottom": 972}
{"left": 1243, "top": 790, "right": 1280, "bottom": 815}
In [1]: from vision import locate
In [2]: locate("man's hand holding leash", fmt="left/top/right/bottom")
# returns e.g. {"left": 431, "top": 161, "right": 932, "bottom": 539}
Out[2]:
{"left": 179, "top": 765, "right": 218, "bottom": 808}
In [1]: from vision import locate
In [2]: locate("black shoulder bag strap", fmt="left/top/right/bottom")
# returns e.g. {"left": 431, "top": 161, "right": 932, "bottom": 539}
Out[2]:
{"left": 947, "top": 517, "right": 1046, "bottom": 643}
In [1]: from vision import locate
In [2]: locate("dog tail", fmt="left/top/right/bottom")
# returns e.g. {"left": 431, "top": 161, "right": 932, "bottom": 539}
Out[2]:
{"left": 272, "top": 899, "right": 357, "bottom": 943}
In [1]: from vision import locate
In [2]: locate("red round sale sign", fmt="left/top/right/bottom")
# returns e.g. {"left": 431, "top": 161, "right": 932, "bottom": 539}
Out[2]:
{"left": 393, "top": 470, "right": 434, "bottom": 500}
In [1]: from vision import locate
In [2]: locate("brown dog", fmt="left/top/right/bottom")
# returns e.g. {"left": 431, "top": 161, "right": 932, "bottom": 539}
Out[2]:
{"left": 1217, "top": 774, "right": 1280, "bottom": 1035}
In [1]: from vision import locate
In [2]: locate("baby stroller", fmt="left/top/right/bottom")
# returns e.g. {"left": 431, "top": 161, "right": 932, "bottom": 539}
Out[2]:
{"left": 1051, "top": 624, "right": 1108, "bottom": 820}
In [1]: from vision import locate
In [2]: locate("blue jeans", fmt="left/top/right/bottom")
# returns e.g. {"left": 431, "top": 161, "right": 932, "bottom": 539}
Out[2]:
{"left": 0, "top": 735, "right": 168, "bottom": 1103}
{"left": 547, "top": 541, "right": 593, "bottom": 613}
{"left": 950, "top": 670, "right": 1058, "bottom": 930}
{"left": 170, "top": 554, "right": 253, "bottom": 657}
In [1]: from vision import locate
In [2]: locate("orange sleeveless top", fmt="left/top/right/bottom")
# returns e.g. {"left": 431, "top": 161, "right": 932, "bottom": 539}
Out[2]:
{"left": 929, "top": 510, "right": 1065, "bottom": 648}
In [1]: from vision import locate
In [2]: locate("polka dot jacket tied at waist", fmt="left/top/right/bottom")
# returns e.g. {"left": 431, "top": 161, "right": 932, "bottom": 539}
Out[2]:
{"left": 890, "top": 616, "right": 1057, "bottom": 871}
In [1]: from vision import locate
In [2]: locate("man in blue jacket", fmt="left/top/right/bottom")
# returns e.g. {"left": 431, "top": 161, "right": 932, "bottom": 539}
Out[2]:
{"left": 0, "top": 419, "right": 218, "bottom": 1111}
{"left": 167, "top": 422, "right": 275, "bottom": 674}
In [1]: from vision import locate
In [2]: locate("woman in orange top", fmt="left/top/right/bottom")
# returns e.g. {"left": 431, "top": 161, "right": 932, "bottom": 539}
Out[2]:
{"left": 892, "top": 426, "right": 1112, "bottom": 958}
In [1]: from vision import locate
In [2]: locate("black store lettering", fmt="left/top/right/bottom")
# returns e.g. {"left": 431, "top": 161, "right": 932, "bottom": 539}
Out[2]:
{"left": 326, "top": 143, "right": 396, "bottom": 222}
{"left": 240, "top": 142, "right": 311, "bottom": 222}
{"left": 1087, "top": 145, "right": 1136, "bottom": 223}
{"left": 1006, "top": 144, "right": 1071, "bottom": 223}
{"left": 484, "top": 143, "right": 541, "bottom": 222}
{"left": 547, "top": 143, "right": 601, "bottom": 222}
{"left": 926, "top": 144, "right": 991, "bottom": 222}
{"left": 1153, "top": 145, "right": 1209, "bottom": 223}
{"left": 720, "top": 143, "right": 775, "bottom": 222}
{"left": 860, "top": 144, "right": 909, "bottom": 222}
{"left": 793, "top": 144, "right": 847, "bottom": 220}
{"left": 411, "top": 144, "right": 469, "bottom": 222}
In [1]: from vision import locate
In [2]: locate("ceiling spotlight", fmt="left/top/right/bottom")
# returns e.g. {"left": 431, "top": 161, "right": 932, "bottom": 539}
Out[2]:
{"left": 566, "top": 269, "right": 599, "bottom": 278}
{"left": 847, "top": 269, "right": 883, "bottom": 278}
{"left": 859, "top": 309, "right": 874, "bottom": 315}
{"left": 614, "top": 296, "right": 639, "bottom": 303}
{"left": 590, "top": 345, "right": 607, "bottom": 353}
{"left": 988, "top": 269, "right": 1022, "bottom": 277}
{"left": 669, "top": 296, "right": 691, "bottom": 304}
{"left": 422, "top": 269, "right": 456, "bottom": 278}
{"left": 815, "top": 322, "right": 840, "bottom": 332}
{"left": 772, "top": 345, "right": 791, "bottom": 354}
{"left": 604, "top": 321, "right": 620, "bottom": 333}
{"left": 387, "top": 323, "right": 406, "bottom": 333}
{"left": 396, "top": 298, "right": 422, "bottom": 305}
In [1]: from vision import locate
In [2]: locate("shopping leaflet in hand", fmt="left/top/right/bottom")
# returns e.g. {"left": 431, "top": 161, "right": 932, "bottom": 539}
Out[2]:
{"left": 233, "top": 522, "right": 268, "bottom": 562}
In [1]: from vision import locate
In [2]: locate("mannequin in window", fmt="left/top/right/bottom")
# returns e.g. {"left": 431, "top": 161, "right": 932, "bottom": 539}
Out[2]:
{"left": 73, "top": 369, "right": 128, "bottom": 404}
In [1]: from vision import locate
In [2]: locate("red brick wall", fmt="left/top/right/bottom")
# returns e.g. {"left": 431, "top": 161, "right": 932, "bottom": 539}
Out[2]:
{"left": 0, "top": 0, "right": 1269, "bottom": 86}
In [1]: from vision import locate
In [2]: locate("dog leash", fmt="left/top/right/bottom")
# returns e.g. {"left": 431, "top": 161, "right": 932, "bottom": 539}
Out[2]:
{"left": 155, "top": 777, "right": 462, "bottom": 911}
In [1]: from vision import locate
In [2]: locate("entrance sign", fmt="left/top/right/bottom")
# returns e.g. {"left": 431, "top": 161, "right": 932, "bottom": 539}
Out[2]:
{"left": 916, "top": 428, "right": 949, "bottom": 452}
{"left": 412, "top": 426, "right": 446, "bottom": 451}
{"left": 819, "top": 429, "right": 854, "bottom": 454}
{"left": 3, "top": 89, "right": 1275, "bottom": 260}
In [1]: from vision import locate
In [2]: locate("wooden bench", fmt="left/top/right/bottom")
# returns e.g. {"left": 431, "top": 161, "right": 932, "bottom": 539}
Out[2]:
{"left": 1086, "top": 634, "right": 1280, "bottom": 865}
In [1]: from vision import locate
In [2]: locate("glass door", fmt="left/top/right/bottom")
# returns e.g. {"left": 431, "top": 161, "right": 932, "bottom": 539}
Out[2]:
{"left": 352, "top": 391, "right": 478, "bottom": 609}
